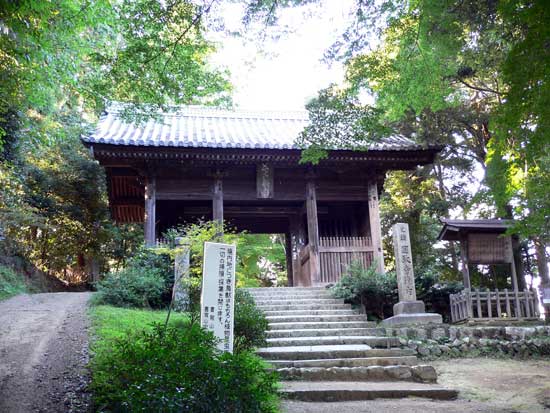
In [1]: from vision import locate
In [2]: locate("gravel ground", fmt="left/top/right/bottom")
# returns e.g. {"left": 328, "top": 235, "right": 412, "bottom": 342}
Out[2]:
{"left": 0, "top": 292, "right": 92, "bottom": 413}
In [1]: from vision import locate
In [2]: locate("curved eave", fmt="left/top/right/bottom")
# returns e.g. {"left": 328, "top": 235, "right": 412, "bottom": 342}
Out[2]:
{"left": 82, "top": 141, "right": 441, "bottom": 168}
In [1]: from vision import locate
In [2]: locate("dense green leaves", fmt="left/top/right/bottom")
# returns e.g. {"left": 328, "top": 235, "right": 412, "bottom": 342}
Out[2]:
{"left": 91, "top": 322, "right": 279, "bottom": 413}
{"left": 0, "top": 0, "right": 232, "bottom": 283}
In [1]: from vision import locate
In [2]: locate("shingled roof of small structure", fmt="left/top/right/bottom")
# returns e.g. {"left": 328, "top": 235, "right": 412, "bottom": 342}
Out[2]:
{"left": 438, "top": 218, "right": 514, "bottom": 241}
{"left": 83, "top": 105, "right": 429, "bottom": 152}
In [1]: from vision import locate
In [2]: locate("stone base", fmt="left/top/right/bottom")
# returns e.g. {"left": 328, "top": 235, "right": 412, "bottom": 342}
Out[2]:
{"left": 393, "top": 300, "right": 426, "bottom": 315}
{"left": 382, "top": 300, "right": 443, "bottom": 326}
{"left": 382, "top": 313, "right": 443, "bottom": 326}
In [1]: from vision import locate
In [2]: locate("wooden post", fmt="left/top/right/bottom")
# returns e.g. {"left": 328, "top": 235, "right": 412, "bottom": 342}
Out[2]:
{"left": 144, "top": 174, "right": 156, "bottom": 247}
{"left": 506, "top": 235, "right": 521, "bottom": 317}
{"left": 459, "top": 233, "right": 471, "bottom": 290}
{"left": 306, "top": 177, "right": 321, "bottom": 285}
{"left": 285, "top": 233, "right": 293, "bottom": 286}
{"left": 289, "top": 214, "right": 305, "bottom": 287}
{"left": 212, "top": 175, "right": 223, "bottom": 235}
{"left": 367, "top": 181, "right": 385, "bottom": 274}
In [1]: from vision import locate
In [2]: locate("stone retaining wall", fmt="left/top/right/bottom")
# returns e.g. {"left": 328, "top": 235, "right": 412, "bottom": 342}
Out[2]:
{"left": 381, "top": 324, "right": 550, "bottom": 359}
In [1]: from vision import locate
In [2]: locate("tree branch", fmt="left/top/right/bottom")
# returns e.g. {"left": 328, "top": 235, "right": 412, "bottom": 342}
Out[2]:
{"left": 455, "top": 77, "right": 503, "bottom": 95}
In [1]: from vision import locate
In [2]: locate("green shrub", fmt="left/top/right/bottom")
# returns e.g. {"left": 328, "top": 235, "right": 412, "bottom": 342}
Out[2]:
{"left": 234, "top": 289, "right": 268, "bottom": 352}
{"left": 332, "top": 261, "right": 463, "bottom": 321}
{"left": 92, "top": 247, "right": 173, "bottom": 309}
{"left": 93, "top": 267, "right": 166, "bottom": 309}
{"left": 127, "top": 248, "right": 173, "bottom": 304}
{"left": 91, "top": 322, "right": 279, "bottom": 413}
{"left": 332, "top": 261, "right": 397, "bottom": 320}
{"left": 0, "top": 265, "right": 27, "bottom": 300}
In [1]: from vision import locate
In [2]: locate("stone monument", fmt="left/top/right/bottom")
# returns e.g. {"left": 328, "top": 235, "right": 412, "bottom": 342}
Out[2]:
{"left": 382, "top": 223, "right": 442, "bottom": 325}
{"left": 172, "top": 237, "right": 191, "bottom": 312}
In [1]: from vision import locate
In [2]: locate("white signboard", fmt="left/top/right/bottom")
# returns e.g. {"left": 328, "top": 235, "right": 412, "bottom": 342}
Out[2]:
{"left": 200, "top": 242, "right": 236, "bottom": 353}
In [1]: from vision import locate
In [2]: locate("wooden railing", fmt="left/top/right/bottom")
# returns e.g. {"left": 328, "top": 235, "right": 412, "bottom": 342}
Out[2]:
{"left": 450, "top": 288, "right": 540, "bottom": 323}
{"left": 319, "top": 237, "right": 374, "bottom": 284}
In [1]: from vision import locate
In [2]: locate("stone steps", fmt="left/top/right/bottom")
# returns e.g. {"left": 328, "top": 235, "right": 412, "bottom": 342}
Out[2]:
{"left": 280, "top": 381, "right": 459, "bottom": 402}
{"left": 266, "top": 314, "right": 367, "bottom": 323}
{"left": 264, "top": 309, "right": 357, "bottom": 316}
{"left": 267, "top": 327, "right": 387, "bottom": 338}
{"left": 257, "top": 345, "right": 414, "bottom": 360}
{"left": 268, "top": 321, "right": 376, "bottom": 330}
{"left": 255, "top": 298, "right": 343, "bottom": 305}
{"left": 267, "top": 355, "right": 418, "bottom": 368}
{"left": 266, "top": 335, "right": 399, "bottom": 348}
{"left": 250, "top": 293, "right": 333, "bottom": 299}
{"left": 247, "top": 286, "right": 457, "bottom": 402}
{"left": 258, "top": 303, "right": 352, "bottom": 311}
{"left": 276, "top": 364, "right": 437, "bottom": 382}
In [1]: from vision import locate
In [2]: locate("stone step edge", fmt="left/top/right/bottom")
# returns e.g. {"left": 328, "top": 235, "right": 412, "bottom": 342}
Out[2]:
{"left": 279, "top": 381, "right": 459, "bottom": 402}
{"left": 264, "top": 310, "right": 358, "bottom": 316}
{"left": 257, "top": 347, "right": 414, "bottom": 361}
{"left": 268, "top": 321, "right": 376, "bottom": 330}
{"left": 265, "top": 336, "right": 398, "bottom": 347}
{"left": 275, "top": 364, "right": 437, "bottom": 383}
{"left": 266, "top": 328, "right": 385, "bottom": 336}
{"left": 267, "top": 355, "right": 418, "bottom": 368}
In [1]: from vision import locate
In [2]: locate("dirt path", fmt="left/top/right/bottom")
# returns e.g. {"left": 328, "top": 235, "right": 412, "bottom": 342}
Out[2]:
{"left": 0, "top": 292, "right": 92, "bottom": 413}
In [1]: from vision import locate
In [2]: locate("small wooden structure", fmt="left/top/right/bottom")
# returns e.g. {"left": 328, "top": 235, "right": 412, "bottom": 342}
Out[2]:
{"left": 83, "top": 105, "right": 439, "bottom": 286}
{"left": 438, "top": 219, "right": 540, "bottom": 322}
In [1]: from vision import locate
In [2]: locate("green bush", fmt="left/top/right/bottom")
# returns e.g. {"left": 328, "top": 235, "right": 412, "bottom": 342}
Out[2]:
{"left": 332, "top": 261, "right": 463, "bottom": 321}
{"left": 91, "top": 322, "right": 279, "bottom": 413}
{"left": 234, "top": 289, "right": 269, "bottom": 352}
{"left": 332, "top": 262, "right": 397, "bottom": 320}
{"left": 0, "top": 265, "right": 27, "bottom": 300}
{"left": 92, "top": 247, "right": 174, "bottom": 309}
{"left": 93, "top": 267, "right": 166, "bottom": 309}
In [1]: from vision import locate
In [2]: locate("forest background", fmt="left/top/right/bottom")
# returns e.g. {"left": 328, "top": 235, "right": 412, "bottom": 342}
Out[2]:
{"left": 0, "top": 0, "right": 548, "bottom": 296}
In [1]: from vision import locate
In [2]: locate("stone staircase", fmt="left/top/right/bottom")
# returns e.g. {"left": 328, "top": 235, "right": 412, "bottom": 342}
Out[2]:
{"left": 247, "top": 286, "right": 458, "bottom": 402}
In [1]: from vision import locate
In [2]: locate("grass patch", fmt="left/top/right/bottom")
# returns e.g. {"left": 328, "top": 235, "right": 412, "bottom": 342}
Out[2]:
{"left": 88, "top": 304, "right": 279, "bottom": 412}
{"left": 0, "top": 265, "right": 27, "bottom": 301}
{"left": 89, "top": 304, "right": 189, "bottom": 343}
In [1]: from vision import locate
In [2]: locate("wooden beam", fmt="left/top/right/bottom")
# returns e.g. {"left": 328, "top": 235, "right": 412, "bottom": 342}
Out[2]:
{"left": 306, "top": 178, "right": 321, "bottom": 285}
{"left": 144, "top": 175, "right": 156, "bottom": 247}
{"left": 367, "top": 181, "right": 385, "bottom": 274}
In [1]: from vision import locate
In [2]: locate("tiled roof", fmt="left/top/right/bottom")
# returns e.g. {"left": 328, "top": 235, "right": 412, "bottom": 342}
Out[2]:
{"left": 438, "top": 219, "right": 514, "bottom": 241}
{"left": 83, "top": 105, "right": 426, "bottom": 151}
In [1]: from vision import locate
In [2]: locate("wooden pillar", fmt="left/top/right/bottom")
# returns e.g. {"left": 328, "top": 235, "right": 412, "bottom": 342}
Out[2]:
{"left": 289, "top": 214, "right": 306, "bottom": 286}
{"left": 212, "top": 175, "right": 223, "bottom": 234}
{"left": 306, "top": 177, "right": 321, "bottom": 285}
{"left": 367, "top": 181, "right": 385, "bottom": 274}
{"left": 507, "top": 235, "right": 519, "bottom": 292}
{"left": 459, "top": 233, "right": 471, "bottom": 290}
{"left": 144, "top": 174, "right": 156, "bottom": 247}
{"left": 284, "top": 233, "right": 293, "bottom": 286}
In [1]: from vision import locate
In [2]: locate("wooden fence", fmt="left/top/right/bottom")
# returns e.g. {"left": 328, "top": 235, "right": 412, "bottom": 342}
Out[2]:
{"left": 450, "top": 288, "right": 540, "bottom": 323}
{"left": 318, "top": 237, "right": 374, "bottom": 284}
